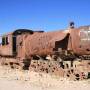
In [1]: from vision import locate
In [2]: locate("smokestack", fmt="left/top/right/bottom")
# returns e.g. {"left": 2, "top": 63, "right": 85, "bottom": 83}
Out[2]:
{"left": 69, "top": 21, "right": 75, "bottom": 29}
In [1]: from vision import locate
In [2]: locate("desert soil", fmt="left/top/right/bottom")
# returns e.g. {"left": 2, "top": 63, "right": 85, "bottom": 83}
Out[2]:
{"left": 0, "top": 66, "right": 90, "bottom": 90}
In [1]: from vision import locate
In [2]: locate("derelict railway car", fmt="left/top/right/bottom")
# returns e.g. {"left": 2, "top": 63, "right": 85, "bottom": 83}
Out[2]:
{"left": 0, "top": 22, "right": 90, "bottom": 80}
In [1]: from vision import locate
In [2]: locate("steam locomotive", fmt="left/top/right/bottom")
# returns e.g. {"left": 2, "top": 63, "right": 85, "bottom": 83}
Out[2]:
{"left": 0, "top": 22, "right": 90, "bottom": 80}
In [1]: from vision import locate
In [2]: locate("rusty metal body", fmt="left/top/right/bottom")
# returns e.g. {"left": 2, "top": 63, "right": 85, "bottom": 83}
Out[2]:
{"left": 0, "top": 25, "right": 90, "bottom": 80}
{"left": 0, "top": 29, "right": 33, "bottom": 57}
{"left": 25, "top": 30, "right": 68, "bottom": 58}
{"left": 69, "top": 26, "right": 90, "bottom": 55}
{"left": 0, "top": 26, "right": 90, "bottom": 59}
{"left": 0, "top": 32, "right": 13, "bottom": 56}
{"left": 23, "top": 26, "right": 90, "bottom": 60}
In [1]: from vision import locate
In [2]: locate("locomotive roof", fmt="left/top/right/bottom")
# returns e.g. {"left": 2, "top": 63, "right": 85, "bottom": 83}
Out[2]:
{"left": 13, "top": 29, "right": 34, "bottom": 35}
{"left": 0, "top": 29, "right": 34, "bottom": 36}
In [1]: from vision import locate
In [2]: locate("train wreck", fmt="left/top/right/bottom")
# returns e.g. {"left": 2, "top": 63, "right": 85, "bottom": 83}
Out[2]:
{"left": 0, "top": 22, "right": 90, "bottom": 80}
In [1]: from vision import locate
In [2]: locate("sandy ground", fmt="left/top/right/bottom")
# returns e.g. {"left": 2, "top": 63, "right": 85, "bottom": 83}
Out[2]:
{"left": 0, "top": 66, "right": 90, "bottom": 90}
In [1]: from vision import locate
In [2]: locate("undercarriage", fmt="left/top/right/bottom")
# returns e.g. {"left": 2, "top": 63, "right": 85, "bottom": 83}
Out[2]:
{"left": 0, "top": 54, "right": 90, "bottom": 81}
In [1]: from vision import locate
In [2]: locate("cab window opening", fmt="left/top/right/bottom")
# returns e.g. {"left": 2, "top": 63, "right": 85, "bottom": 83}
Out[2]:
{"left": 2, "top": 37, "right": 5, "bottom": 45}
{"left": 2, "top": 36, "right": 9, "bottom": 45}
{"left": 6, "top": 37, "right": 9, "bottom": 45}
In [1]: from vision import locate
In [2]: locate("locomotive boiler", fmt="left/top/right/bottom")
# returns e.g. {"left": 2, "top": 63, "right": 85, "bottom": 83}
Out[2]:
{"left": 0, "top": 23, "right": 90, "bottom": 80}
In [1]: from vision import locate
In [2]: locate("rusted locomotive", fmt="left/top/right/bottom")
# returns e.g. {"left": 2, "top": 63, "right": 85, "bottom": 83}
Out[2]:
{"left": 0, "top": 23, "right": 90, "bottom": 80}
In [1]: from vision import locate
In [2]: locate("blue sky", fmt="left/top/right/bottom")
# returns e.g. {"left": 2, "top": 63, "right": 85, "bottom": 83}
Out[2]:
{"left": 0, "top": 0, "right": 90, "bottom": 34}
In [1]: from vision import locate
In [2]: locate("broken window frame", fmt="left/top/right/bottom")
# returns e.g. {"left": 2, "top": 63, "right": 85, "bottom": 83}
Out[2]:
{"left": 2, "top": 36, "right": 9, "bottom": 46}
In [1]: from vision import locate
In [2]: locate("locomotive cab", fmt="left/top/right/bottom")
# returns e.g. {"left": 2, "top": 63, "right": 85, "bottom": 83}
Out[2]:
{"left": 0, "top": 29, "right": 34, "bottom": 57}
{"left": 12, "top": 29, "right": 34, "bottom": 57}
